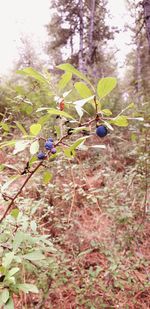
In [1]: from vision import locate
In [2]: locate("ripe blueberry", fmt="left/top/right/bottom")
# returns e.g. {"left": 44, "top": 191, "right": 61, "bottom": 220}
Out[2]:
{"left": 45, "top": 140, "right": 53, "bottom": 150}
{"left": 37, "top": 152, "right": 47, "bottom": 160}
{"left": 51, "top": 148, "right": 57, "bottom": 154}
{"left": 96, "top": 125, "right": 108, "bottom": 138}
{"left": 48, "top": 138, "right": 53, "bottom": 142}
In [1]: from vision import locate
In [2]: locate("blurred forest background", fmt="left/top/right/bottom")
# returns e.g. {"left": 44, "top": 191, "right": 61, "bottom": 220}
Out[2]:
{"left": 0, "top": 0, "right": 150, "bottom": 308}
{"left": 0, "top": 0, "right": 150, "bottom": 116}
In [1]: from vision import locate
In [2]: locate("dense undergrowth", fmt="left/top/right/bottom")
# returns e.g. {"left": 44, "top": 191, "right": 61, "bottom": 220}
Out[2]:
{"left": 0, "top": 129, "right": 149, "bottom": 309}
{"left": 0, "top": 65, "right": 149, "bottom": 308}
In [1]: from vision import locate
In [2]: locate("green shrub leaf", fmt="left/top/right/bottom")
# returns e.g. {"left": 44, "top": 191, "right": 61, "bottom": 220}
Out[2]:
{"left": 13, "top": 231, "right": 25, "bottom": 251}
{"left": 43, "top": 171, "right": 53, "bottom": 184}
{"left": 13, "top": 140, "right": 30, "bottom": 154}
{"left": 17, "top": 284, "right": 39, "bottom": 294}
{"left": 30, "top": 140, "right": 39, "bottom": 155}
{"left": 97, "top": 77, "right": 117, "bottom": 99}
{"left": 2, "top": 252, "right": 14, "bottom": 268}
{"left": 16, "top": 67, "right": 49, "bottom": 85}
{"left": 57, "top": 63, "right": 93, "bottom": 88}
{"left": 24, "top": 251, "right": 45, "bottom": 261}
{"left": 112, "top": 115, "right": 128, "bottom": 127}
{"left": 30, "top": 124, "right": 41, "bottom": 136}
{"left": 74, "top": 82, "right": 93, "bottom": 98}
{"left": 4, "top": 297, "right": 14, "bottom": 309}
{"left": 1, "top": 289, "right": 9, "bottom": 304}
{"left": 47, "top": 108, "right": 74, "bottom": 119}
{"left": 58, "top": 72, "right": 72, "bottom": 90}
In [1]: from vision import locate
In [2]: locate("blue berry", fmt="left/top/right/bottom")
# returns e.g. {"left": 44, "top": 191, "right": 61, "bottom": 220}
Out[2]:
{"left": 96, "top": 125, "right": 108, "bottom": 138}
{"left": 45, "top": 140, "right": 53, "bottom": 150}
{"left": 37, "top": 152, "right": 47, "bottom": 160}
{"left": 51, "top": 148, "right": 57, "bottom": 154}
{"left": 48, "top": 138, "right": 53, "bottom": 142}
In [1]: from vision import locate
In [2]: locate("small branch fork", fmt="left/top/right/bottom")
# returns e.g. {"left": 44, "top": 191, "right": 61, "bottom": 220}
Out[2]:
{"left": 0, "top": 161, "right": 43, "bottom": 223}
{"left": 0, "top": 98, "right": 104, "bottom": 223}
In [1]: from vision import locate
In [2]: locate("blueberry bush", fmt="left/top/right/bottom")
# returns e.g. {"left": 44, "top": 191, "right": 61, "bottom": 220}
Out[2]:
{"left": 0, "top": 64, "right": 147, "bottom": 308}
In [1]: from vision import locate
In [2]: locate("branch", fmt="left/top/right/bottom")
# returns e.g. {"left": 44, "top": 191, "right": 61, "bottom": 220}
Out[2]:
{"left": 0, "top": 106, "right": 108, "bottom": 223}
{"left": 0, "top": 161, "right": 43, "bottom": 223}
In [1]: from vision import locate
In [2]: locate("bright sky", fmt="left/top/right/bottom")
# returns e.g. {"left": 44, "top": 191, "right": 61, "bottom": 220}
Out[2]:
{"left": 107, "top": 0, "right": 132, "bottom": 75}
{"left": 0, "top": 0, "right": 50, "bottom": 75}
{"left": 0, "top": 0, "right": 132, "bottom": 77}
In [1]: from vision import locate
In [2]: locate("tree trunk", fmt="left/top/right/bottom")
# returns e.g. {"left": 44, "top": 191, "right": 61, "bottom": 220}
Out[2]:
{"left": 70, "top": 27, "right": 74, "bottom": 57}
{"left": 78, "top": 0, "right": 84, "bottom": 71}
{"left": 88, "top": 0, "right": 96, "bottom": 64}
{"left": 136, "top": 37, "right": 143, "bottom": 104}
{"left": 143, "top": 0, "right": 150, "bottom": 50}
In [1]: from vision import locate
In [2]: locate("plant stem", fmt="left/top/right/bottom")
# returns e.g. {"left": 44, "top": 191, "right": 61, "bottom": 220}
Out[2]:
{"left": 0, "top": 161, "right": 43, "bottom": 223}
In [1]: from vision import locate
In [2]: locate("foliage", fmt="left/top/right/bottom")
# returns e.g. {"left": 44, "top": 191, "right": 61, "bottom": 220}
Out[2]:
{"left": 46, "top": 0, "right": 116, "bottom": 78}
{"left": 0, "top": 64, "right": 148, "bottom": 308}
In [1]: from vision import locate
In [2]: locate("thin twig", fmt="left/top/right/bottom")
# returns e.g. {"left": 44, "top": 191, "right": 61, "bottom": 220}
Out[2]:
{"left": 0, "top": 161, "right": 43, "bottom": 223}
{"left": 68, "top": 163, "right": 76, "bottom": 223}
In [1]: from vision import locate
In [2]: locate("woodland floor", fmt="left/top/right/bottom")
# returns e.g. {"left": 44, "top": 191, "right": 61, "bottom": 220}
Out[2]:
{"left": 0, "top": 131, "right": 150, "bottom": 309}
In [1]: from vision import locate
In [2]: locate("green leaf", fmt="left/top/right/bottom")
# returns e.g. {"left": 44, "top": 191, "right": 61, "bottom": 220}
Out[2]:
{"left": 0, "top": 266, "right": 6, "bottom": 275}
{"left": 29, "top": 156, "right": 37, "bottom": 166}
{"left": 13, "top": 140, "right": 30, "bottom": 155}
{"left": 128, "top": 102, "right": 135, "bottom": 109}
{"left": 6, "top": 267, "right": 19, "bottom": 278}
{"left": 1, "top": 289, "right": 9, "bottom": 304}
{"left": 23, "top": 251, "right": 45, "bottom": 261}
{"left": 1, "top": 122, "right": 9, "bottom": 132}
{"left": 4, "top": 297, "right": 14, "bottom": 309}
{"left": 30, "top": 140, "right": 39, "bottom": 155}
{"left": 17, "top": 283, "right": 39, "bottom": 294}
{"left": 25, "top": 105, "right": 33, "bottom": 115}
{"left": 103, "top": 120, "right": 114, "bottom": 131}
{"left": 70, "top": 137, "right": 88, "bottom": 152}
{"left": 10, "top": 208, "right": 19, "bottom": 219}
{"left": 13, "top": 231, "right": 24, "bottom": 251}
{"left": 16, "top": 67, "right": 49, "bottom": 85}
{"left": 38, "top": 114, "right": 51, "bottom": 126}
{"left": 57, "top": 63, "right": 93, "bottom": 88}
{"left": 63, "top": 89, "right": 72, "bottom": 98}
{"left": 2, "top": 252, "right": 14, "bottom": 268}
{"left": 0, "top": 141, "right": 16, "bottom": 149}
{"left": 70, "top": 126, "right": 88, "bottom": 134}
{"left": 58, "top": 72, "right": 72, "bottom": 90}
{"left": 74, "top": 96, "right": 95, "bottom": 107}
{"left": 75, "top": 106, "right": 84, "bottom": 118}
{"left": 74, "top": 82, "right": 93, "bottom": 98}
{"left": 0, "top": 164, "right": 5, "bottom": 171}
{"left": 15, "top": 121, "right": 27, "bottom": 135}
{"left": 97, "top": 77, "right": 117, "bottom": 99}
{"left": 30, "top": 124, "right": 41, "bottom": 136}
{"left": 47, "top": 108, "right": 74, "bottom": 119}
{"left": 36, "top": 107, "right": 51, "bottom": 112}
{"left": 54, "top": 125, "right": 61, "bottom": 137}
{"left": 102, "top": 109, "right": 112, "bottom": 116}
{"left": 73, "top": 96, "right": 94, "bottom": 118}
{"left": 112, "top": 115, "right": 128, "bottom": 127}
{"left": 43, "top": 171, "right": 53, "bottom": 184}
{"left": 63, "top": 148, "right": 75, "bottom": 158}
{"left": 131, "top": 133, "right": 137, "bottom": 142}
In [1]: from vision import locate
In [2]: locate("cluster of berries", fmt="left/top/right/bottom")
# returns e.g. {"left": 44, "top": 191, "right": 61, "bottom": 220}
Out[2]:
{"left": 37, "top": 138, "right": 57, "bottom": 160}
{"left": 37, "top": 126, "right": 107, "bottom": 160}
